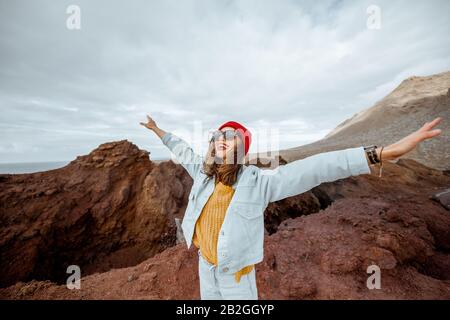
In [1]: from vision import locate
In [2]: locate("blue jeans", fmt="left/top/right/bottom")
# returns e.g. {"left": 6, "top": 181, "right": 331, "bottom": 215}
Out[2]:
{"left": 197, "top": 249, "right": 258, "bottom": 300}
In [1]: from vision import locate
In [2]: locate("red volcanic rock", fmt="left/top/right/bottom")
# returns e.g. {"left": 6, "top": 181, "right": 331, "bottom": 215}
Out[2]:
{"left": 1, "top": 158, "right": 449, "bottom": 300}
{"left": 0, "top": 140, "right": 191, "bottom": 288}
{"left": 2, "top": 72, "right": 449, "bottom": 299}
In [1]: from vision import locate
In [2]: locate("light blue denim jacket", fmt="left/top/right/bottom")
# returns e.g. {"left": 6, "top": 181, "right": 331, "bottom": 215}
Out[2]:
{"left": 161, "top": 132, "right": 371, "bottom": 275}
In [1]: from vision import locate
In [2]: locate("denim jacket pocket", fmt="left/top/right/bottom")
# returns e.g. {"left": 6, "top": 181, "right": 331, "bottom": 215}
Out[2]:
{"left": 233, "top": 201, "right": 263, "bottom": 219}
{"left": 230, "top": 201, "right": 264, "bottom": 255}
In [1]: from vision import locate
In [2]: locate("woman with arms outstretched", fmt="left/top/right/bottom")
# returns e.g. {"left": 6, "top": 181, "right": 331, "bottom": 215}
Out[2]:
{"left": 140, "top": 116, "right": 442, "bottom": 300}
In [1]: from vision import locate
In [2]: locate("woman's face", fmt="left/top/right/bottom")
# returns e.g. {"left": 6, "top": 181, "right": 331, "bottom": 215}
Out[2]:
{"left": 214, "top": 126, "right": 239, "bottom": 160}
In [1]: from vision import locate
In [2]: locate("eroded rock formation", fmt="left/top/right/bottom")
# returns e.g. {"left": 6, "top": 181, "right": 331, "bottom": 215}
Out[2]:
{"left": 0, "top": 140, "right": 191, "bottom": 287}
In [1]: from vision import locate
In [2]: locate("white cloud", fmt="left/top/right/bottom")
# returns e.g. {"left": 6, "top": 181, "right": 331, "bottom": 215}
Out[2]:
{"left": 0, "top": 0, "right": 449, "bottom": 163}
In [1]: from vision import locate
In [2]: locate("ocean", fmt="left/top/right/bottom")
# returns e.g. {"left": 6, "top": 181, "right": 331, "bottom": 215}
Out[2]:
{"left": 0, "top": 158, "right": 170, "bottom": 174}
{"left": 0, "top": 161, "right": 71, "bottom": 174}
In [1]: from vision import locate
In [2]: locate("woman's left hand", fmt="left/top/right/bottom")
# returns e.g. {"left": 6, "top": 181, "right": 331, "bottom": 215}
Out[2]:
{"left": 380, "top": 117, "right": 443, "bottom": 161}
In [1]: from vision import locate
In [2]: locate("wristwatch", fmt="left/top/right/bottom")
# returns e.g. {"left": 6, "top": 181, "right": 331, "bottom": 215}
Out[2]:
{"left": 363, "top": 145, "right": 380, "bottom": 165}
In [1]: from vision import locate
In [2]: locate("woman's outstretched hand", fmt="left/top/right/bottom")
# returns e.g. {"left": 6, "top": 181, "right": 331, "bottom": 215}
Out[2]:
{"left": 140, "top": 114, "right": 167, "bottom": 139}
{"left": 140, "top": 114, "right": 158, "bottom": 130}
{"left": 380, "top": 117, "right": 443, "bottom": 161}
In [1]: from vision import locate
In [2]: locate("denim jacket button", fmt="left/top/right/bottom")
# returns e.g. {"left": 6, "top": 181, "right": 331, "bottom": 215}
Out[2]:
{"left": 222, "top": 267, "right": 229, "bottom": 272}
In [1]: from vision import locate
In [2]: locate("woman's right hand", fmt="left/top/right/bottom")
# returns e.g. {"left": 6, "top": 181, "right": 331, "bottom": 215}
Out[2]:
{"left": 140, "top": 114, "right": 167, "bottom": 139}
{"left": 140, "top": 114, "right": 158, "bottom": 131}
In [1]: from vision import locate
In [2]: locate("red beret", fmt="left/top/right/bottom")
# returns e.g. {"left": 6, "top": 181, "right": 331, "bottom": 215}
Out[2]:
{"left": 218, "top": 120, "right": 252, "bottom": 155}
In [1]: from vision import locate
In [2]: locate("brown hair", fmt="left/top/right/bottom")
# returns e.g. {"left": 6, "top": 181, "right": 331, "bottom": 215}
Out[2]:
{"left": 201, "top": 135, "right": 245, "bottom": 186}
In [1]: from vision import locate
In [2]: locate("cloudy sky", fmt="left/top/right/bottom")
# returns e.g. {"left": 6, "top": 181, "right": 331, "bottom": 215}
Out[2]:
{"left": 0, "top": 0, "right": 449, "bottom": 163}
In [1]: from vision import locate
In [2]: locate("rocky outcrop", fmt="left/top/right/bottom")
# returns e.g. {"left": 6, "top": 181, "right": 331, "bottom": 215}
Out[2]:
{"left": 432, "top": 188, "right": 450, "bottom": 210}
{"left": 0, "top": 140, "right": 191, "bottom": 288}
{"left": 1, "top": 71, "right": 449, "bottom": 299}
{"left": 278, "top": 71, "right": 450, "bottom": 171}
{"left": 1, "top": 158, "right": 449, "bottom": 299}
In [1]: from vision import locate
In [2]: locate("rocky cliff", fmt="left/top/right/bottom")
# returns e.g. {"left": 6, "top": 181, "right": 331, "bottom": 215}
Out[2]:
{"left": 1, "top": 159, "right": 449, "bottom": 299}
{"left": 0, "top": 71, "right": 449, "bottom": 299}
{"left": 0, "top": 140, "right": 191, "bottom": 288}
{"left": 279, "top": 71, "right": 450, "bottom": 171}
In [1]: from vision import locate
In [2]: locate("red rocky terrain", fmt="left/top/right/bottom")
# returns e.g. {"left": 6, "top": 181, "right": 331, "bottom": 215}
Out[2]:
{"left": 0, "top": 158, "right": 449, "bottom": 299}
{"left": 0, "top": 140, "right": 191, "bottom": 288}
{"left": 0, "top": 71, "right": 449, "bottom": 299}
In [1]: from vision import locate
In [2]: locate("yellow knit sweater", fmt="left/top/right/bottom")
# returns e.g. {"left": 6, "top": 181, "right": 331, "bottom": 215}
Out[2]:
{"left": 192, "top": 180, "right": 254, "bottom": 283}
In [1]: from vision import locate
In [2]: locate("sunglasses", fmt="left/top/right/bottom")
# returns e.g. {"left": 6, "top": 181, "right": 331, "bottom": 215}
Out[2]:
{"left": 210, "top": 129, "right": 242, "bottom": 142}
